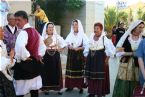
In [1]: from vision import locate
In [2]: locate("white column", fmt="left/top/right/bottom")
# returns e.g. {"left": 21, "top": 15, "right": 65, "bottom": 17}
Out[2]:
{"left": 85, "top": 0, "right": 104, "bottom": 36}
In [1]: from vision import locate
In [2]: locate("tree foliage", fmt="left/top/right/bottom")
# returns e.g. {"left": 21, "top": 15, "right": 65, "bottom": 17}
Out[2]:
{"left": 104, "top": 7, "right": 128, "bottom": 34}
{"left": 142, "top": 12, "right": 145, "bottom": 21}
{"left": 137, "top": 8, "right": 145, "bottom": 21}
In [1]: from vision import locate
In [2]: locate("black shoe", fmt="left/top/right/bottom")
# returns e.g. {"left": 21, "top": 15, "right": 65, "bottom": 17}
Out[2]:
{"left": 44, "top": 91, "right": 49, "bottom": 95}
{"left": 87, "top": 94, "right": 95, "bottom": 97}
{"left": 65, "top": 88, "right": 73, "bottom": 92}
{"left": 58, "top": 91, "right": 63, "bottom": 95}
{"left": 79, "top": 89, "right": 83, "bottom": 94}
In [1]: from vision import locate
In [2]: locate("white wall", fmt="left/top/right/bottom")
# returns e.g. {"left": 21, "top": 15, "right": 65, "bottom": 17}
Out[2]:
{"left": 85, "top": 0, "right": 104, "bottom": 36}
{"left": 8, "top": 0, "right": 31, "bottom": 14}
{"left": 7, "top": 0, "right": 35, "bottom": 27}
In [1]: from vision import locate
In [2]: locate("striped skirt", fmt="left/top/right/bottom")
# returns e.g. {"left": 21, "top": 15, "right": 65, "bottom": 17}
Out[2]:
{"left": 65, "top": 49, "right": 85, "bottom": 89}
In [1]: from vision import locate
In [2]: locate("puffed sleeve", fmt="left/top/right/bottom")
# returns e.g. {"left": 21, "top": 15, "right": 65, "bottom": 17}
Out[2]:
{"left": 57, "top": 35, "right": 67, "bottom": 48}
{"left": 0, "top": 57, "right": 10, "bottom": 71}
{"left": 38, "top": 36, "right": 46, "bottom": 57}
{"left": 83, "top": 34, "right": 94, "bottom": 57}
{"left": 0, "top": 40, "right": 7, "bottom": 57}
{"left": 15, "top": 30, "right": 30, "bottom": 61}
{"left": 83, "top": 34, "right": 90, "bottom": 57}
{"left": 104, "top": 36, "right": 116, "bottom": 57}
{"left": 83, "top": 44, "right": 89, "bottom": 57}
{"left": 82, "top": 34, "right": 89, "bottom": 48}
{"left": 65, "top": 33, "right": 72, "bottom": 46}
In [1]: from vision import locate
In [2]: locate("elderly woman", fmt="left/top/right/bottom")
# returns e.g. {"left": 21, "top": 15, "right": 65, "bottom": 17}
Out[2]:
{"left": 113, "top": 20, "right": 145, "bottom": 97}
{"left": 41, "top": 22, "right": 66, "bottom": 95}
{"left": 65, "top": 19, "right": 89, "bottom": 94}
{"left": 0, "top": 27, "right": 16, "bottom": 97}
{"left": 84, "top": 23, "right": 115, "bottom": 97}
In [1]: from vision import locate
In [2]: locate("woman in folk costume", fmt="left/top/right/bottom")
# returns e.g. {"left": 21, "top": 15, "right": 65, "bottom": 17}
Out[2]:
{"left": 0, "top": 27, "right": 16, "bottom": 97}
{"left": 84, "top": 23, "right": 116, "bottom": 97}
{"left": 112, "top": 20, "right": 145, "bottom": 97}
{"left": 41, "top": 22, "right": 66, "bottom": 95}
{"left": 65, "top": 19, "right": 89, "bottom": 93}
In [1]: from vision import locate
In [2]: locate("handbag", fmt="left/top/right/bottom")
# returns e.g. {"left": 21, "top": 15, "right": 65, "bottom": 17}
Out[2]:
{"left": 117, "top": 58, "right": 139, "bottom": 81}
{"left": 133, "top": 83, "right": 145, "bottom": 97}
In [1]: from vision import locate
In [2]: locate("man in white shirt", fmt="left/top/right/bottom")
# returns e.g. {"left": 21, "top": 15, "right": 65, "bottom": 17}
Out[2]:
{"left": 13, "top": 10, "right": 46, "bottom": 97}
{"left": 3, "top": 13, "right": 19, "bottom": 55}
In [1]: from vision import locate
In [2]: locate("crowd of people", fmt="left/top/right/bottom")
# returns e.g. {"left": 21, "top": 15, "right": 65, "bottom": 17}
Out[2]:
{"left": 0, "top": 2, "right": 145, "bottom": 97}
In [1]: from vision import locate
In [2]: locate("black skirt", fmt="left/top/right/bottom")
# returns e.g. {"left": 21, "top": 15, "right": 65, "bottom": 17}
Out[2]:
{"left": 65, "top": 49, "right": 85, "bottom": 78}
{"left": 14, "top": 58, "right": 42, "bottom": 80}
{"left": 0, "top": 72, "right": 16, "bottom": 97}
{"left": 85, "top": 49, "right": 106, "bottom": 79}
{"left": 41, "top": 51, "right": 63, "bottom": 90}
{"left": 65, "top": 49, "right": 85, "bottom": 88}
{"left": 85, "top": 49, "right": 110, "bottom": 95}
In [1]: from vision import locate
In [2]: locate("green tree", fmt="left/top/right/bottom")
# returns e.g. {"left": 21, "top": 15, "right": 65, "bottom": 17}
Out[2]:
{"left": 128, "top": 8, "right": 133, "bottom": 22}
{"left": 104, "top": 7, "right": 117, "bottom": 35}
{"left": 136, "top": 8, "right": 145, "bottom": 21}
{"left": 141, "top": 12, "right": 145, "bottom": 21}
{"left": 137, "top": 8, "right": 143, "bottom": 19}
{"left": 117, "top": 11, "right": 128, "bottom": 23}
{"left": 104, "top": 7, "right": 128, "bottom": 36}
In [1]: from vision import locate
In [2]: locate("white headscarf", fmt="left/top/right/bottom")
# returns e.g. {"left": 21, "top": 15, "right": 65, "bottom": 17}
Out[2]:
{"left": 65, "top": 19, "right": 85, "bottom": 47}
{"left": 116, "top": 20, "right": 144, "bottom": 47}
{"left": 42, "top": 22, "right": 57, "bottom": 40}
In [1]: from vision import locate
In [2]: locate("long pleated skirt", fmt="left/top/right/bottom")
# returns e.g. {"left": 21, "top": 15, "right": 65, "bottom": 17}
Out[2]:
{"left": 65, "top": 49, "right": 85, "bottom": 89}
{"left": 85, "top": 50, "right": 110, "bottom": 96}
{"left": 41, "top": 51, "right": 63, "bottom": 91}
{"left": 113, "top": 57, "right": 139, "bottom": 97}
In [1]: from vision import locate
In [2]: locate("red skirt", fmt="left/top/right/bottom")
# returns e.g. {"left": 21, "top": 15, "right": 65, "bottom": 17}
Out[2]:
{"left": 65, "top": 77, "right": 84, "bottom": 89}
{"left": 65, "top": 49, "right": 85, "bottom": 89}
{"left": 88, "top": 64, "right": 110, "bottom": 96}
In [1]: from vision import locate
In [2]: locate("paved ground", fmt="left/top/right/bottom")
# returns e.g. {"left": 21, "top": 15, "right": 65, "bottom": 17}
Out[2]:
{"left": 25, "top": 53, "right": 120, "bottom": 97}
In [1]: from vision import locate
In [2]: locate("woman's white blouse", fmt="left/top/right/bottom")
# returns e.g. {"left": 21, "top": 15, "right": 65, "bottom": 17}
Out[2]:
{"left": 65, "top": 32, "right": 89, "bottom": 48}
{"left": 0, "top": 40, "right": 12, "bottom": 71}
{"left": 44, "top": 34, "right": 66, "bottom": 50}
{"left": 83, "top": 34, "right": 116, "bottom": 57}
